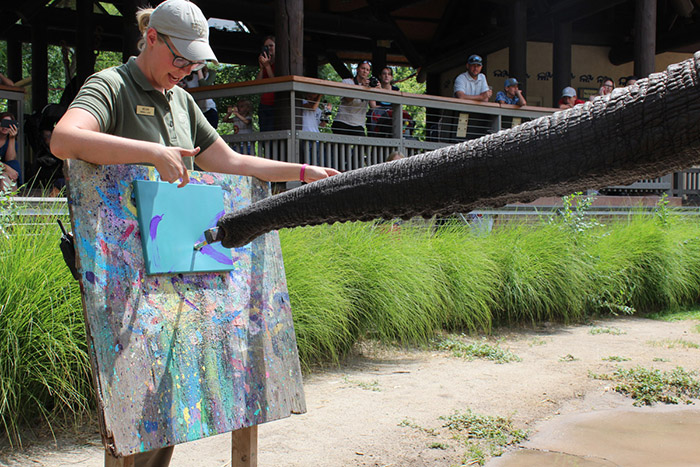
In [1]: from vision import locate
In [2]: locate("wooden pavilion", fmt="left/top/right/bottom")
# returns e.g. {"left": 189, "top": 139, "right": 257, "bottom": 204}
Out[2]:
{"left": 2, "top": 0, "right": 700, "bottom": 115}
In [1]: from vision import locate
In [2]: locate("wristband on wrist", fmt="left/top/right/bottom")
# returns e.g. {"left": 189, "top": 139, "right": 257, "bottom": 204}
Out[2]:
{"left": 299, "top": 164, "right": 307, "bottom": 182}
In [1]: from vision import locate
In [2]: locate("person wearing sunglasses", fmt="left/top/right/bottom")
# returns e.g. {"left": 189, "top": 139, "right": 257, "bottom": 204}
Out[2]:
{"left": 50, "top": 1, "right": 338, "bottom": 466}
{"left": 51, "top": 0, "right": 338, "bottom": 192}
{"left": 589, "top": 77, "right": 615, "bottom": 101}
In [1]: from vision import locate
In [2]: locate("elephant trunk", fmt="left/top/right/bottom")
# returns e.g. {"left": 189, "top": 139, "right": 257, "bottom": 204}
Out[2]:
{"left": 218, "top": 52, "right": 700, "bottom": 248}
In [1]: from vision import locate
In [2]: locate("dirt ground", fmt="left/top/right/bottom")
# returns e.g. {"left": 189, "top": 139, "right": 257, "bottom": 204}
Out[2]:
{"left": 1, "top": 315, "right": 699, "bottom": 467}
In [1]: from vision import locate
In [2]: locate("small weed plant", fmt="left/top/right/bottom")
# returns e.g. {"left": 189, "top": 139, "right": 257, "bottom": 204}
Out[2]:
{"left": 589, "top": 326, "right": 626, "bottom": 335}
{"left": 602, "top": 355, "right": 631, "bottom": 362}
{"left": 559, "top": 354, "right": 578, "bottom": 362}
{"left": 556, "top": 192, "right": 602, "bottom": 239}
{"left": 590, "top": 366, "right": 700, "bottom": 406}
{"left": 441, "top": 409, "right": 527, "bottom": 466}
{"left": 398, "top": 418, "right": 438, "bottom": 436}
{"left": 647, "top": 339, "right": 700, "bottom": 349}
{"left": 342, "top": 376, "right": 381, "bottom": 392}
{"left": 435, "top": 336, "right": 521, "bottom": 363}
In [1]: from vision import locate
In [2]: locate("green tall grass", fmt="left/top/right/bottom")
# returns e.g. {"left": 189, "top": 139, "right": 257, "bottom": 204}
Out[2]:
{"left": 0, "top": 204, "right": 92, "bottom": 447}
{"left": 4, "top": 197, "right": 700, "bottom": 445}
{"left": 488, "top": 222, "right": 591, "bottom": 324}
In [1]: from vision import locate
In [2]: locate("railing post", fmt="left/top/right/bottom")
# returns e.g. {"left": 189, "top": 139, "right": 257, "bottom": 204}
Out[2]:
{"left": 392, "top": 103, "right": 404, "bottom": 154}
{"left": 289, "top": 89, "right": 297, "bottom": 164}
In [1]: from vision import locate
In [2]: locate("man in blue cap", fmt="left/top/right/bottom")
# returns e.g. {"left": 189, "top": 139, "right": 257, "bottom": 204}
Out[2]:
{"left": 454, "top": 54, "right": 492, "bottom": 102}
{"left": 495, "top": 77, "right": 527, "bottom": 106}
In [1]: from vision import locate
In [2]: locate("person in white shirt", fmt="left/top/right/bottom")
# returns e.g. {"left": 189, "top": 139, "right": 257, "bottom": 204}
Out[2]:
{"left": 453, "top": 55, "right": 492, "bottom": 102}
{"left": 301, "top": 93, "right": 324, "bottom": 132}
{"left": 332, "top": 61, "right": 371, "bottom": 136}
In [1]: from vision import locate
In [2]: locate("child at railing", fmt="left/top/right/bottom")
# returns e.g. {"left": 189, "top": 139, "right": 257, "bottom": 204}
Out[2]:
{"left": 300, "top": 93, "right": 330, "bottom": 166}
{"left": 223, "top": 99, "right": 253, "bottom": 154}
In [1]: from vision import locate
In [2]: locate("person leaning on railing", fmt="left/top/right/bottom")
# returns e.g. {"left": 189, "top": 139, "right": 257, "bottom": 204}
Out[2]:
{"left": 331, "top": 61, "right": 371, "bottom": 136}
{"left": 495, "top": 78, "right": 527, "bottom": 106}
{"left": 454, "top": 54, "right": 492, "bottom": 102}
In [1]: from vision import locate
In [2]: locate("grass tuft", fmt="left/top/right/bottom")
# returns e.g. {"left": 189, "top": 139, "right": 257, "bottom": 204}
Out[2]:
{"left": 441, "top": 409, "right": 527, "bottom": 465}
{"left": 590, "top": 366, "right": 700, "bottom": 406}
{"left": 434, "top": 336, "right": 521, "bottom": 363}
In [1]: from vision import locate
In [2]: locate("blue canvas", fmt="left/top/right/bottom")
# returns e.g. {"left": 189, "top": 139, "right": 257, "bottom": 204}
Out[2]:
{"left": 132, "top": 180, "right": 235, "bottom": 275}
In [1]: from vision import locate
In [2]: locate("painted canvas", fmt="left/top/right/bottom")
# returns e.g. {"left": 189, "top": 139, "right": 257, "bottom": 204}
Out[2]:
{"left": 132, "top": 180, "right": 234, "bottom": 275}
{"left": 65, "top": 160, "right": 306, "bottom": 457}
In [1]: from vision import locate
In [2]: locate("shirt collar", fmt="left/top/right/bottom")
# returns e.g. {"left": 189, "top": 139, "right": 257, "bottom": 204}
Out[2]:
{"left": 126, "top": 56, "right": 174, "bottom": 97}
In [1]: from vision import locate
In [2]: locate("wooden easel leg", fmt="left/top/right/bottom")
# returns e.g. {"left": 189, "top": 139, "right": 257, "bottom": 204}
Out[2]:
{"left": 232, "top": 426, "right": 258, "bottom": 467}
{"left": 105, "top": 450, "right": 135, "bottom": 467}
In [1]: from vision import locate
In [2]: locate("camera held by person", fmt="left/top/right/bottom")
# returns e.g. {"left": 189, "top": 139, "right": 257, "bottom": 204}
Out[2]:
{"left": 368, "top": 76, "right": 379, "bottom": 88}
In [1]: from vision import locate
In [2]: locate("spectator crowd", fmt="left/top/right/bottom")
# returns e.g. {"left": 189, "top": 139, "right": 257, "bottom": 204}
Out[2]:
{"left": 1, "top": 28, "right": 649, "bottom": 194}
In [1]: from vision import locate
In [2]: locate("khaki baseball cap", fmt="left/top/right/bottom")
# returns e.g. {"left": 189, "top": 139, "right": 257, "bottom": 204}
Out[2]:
{"left": 149, "top": 0, "right": 218, "bottom": 64}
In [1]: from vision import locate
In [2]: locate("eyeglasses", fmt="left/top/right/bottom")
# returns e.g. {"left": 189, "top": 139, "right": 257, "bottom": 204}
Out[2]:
{"left": 158, "top": 33, "right": 206, "bottom": 71}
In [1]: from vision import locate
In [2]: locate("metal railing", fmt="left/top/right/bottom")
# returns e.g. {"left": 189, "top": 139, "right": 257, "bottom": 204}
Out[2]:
{"left": 190, "top": 76, "right": 555, "bottom": 171}
{"left": 189, "top": 76, "right": 700, "bottom": 197}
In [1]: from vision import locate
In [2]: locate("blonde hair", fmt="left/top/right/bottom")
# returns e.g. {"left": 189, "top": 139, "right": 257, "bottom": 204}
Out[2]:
{"left": 135, "top": 7, "right": 155, "bottom": 52}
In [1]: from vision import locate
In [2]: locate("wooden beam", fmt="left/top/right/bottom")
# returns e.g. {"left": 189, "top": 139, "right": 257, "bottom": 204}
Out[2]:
{"left": 366, "top": 0, "right": 424, "bottom": 67}
{"left": 634, "top": 0, "right": 657, "bottom": 77}
{"left": 6, "top": 38, "right": 22, "bottom": 83}
{"left": 76, "top": 0, "right": 95, "bottom": 88}
{"left": 119, "top": 0, "right": 142, "bottom": 61}
{"left": 553, "top": 20, "right": 572, "bottom": 107}
{"left": 324, "top": 50, "right": 353, "bottom": 80}
{"left": 424, "top": 0, "right": 629, "bottom": 74}
{"left": 203, "top": 1, "right": 392, "bottom": 40}
{"left": 509, "top": 0, "right": 528, "bottom": 93}
{"left": 275, "top": 0, "right": 303, "bottom": 76}
{"left": 0, "top": 0, "right": 52, "bottom": 35}
{"left": 232, "top": 426, "right": 258, "bottom": 467}
{"left": 31, "top": 15, "right": 48, "bottom": 113}
{"left": 104, "top": 452, "right": 135, "bottom": 467}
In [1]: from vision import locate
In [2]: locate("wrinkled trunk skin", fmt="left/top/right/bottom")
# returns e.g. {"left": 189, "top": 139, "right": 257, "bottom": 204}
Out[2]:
{"left": 219, "top": 52, "right": 700, "bottom": 248}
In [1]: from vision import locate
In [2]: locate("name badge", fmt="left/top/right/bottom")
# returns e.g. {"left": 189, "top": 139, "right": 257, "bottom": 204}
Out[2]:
{"left": 136, "top": 105, "right": 155, "bottom": 116}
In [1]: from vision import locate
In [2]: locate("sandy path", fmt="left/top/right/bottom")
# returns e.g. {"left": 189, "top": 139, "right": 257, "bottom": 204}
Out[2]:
{"left": 1, "top": 316, "right": 699, "bottom": 466}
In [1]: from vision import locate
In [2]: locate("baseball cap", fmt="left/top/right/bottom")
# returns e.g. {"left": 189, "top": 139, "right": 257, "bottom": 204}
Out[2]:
{"left": 467, "top": 55, "right": 483, "bottom": 65}
{"left": 504, "top": 78, "right": 519, "bottom": 88}
{"left": 149, "top": 0, "right": 218, "bottom": 64}
{"left": 561, "top": 86, "right": 576, "bottom": 98}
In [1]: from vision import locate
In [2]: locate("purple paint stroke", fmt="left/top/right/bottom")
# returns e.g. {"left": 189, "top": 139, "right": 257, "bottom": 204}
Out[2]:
{"left": 149, "top": 214, "right": 164, "bottom": 241}
{"left": 200, "top": 245, "right": 234, "bottom": 265}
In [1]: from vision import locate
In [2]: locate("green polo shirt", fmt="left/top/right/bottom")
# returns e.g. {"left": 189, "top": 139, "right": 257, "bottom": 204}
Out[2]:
{"left": 70, "top": 57, "right": 219, "bottom": 161}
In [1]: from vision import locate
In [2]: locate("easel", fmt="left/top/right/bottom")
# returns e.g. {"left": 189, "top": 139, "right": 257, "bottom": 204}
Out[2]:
{"left": 105, "top": 426, "right": 258, "bottom": 466}
{"left": 66, "top": 161, "right": 305, "bottom": 467}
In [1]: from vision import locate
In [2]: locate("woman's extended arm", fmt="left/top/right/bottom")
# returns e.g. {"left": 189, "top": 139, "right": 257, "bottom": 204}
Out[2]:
{"left": 196, "top": 138, "right": 339, "bottom": 183}
{"left": 51, "top": 108, "right": 199, "bottom": 187}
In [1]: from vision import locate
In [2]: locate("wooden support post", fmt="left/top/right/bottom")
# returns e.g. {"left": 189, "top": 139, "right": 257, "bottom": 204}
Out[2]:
{"left": 552, "top": 20, "right": 572, "bottom": 108}
{"left": 104, "top": 451, "right": 135, "bottom": 467}
{"left": 372, "top": 43, "right": 388, "bottom": 76}
{"left": 6, "top": 39, "right": 22, "bottom": 84}
{"left": 121, "top": 0, "right": 142, "bottom": 62}
{"left": 275, "top": 0, "right": 303, "bottom": 76}
{"left": 509, "top": 0, "right": 527, "bottom": 94}
{"left": 232, "top": 426, "right": 258, "bottom": 467}
{"left": 31, "top": 16, "right": 49, "bottom": 114}
{"left": 634, "top": 0, "right": 657, "bottom": 78}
